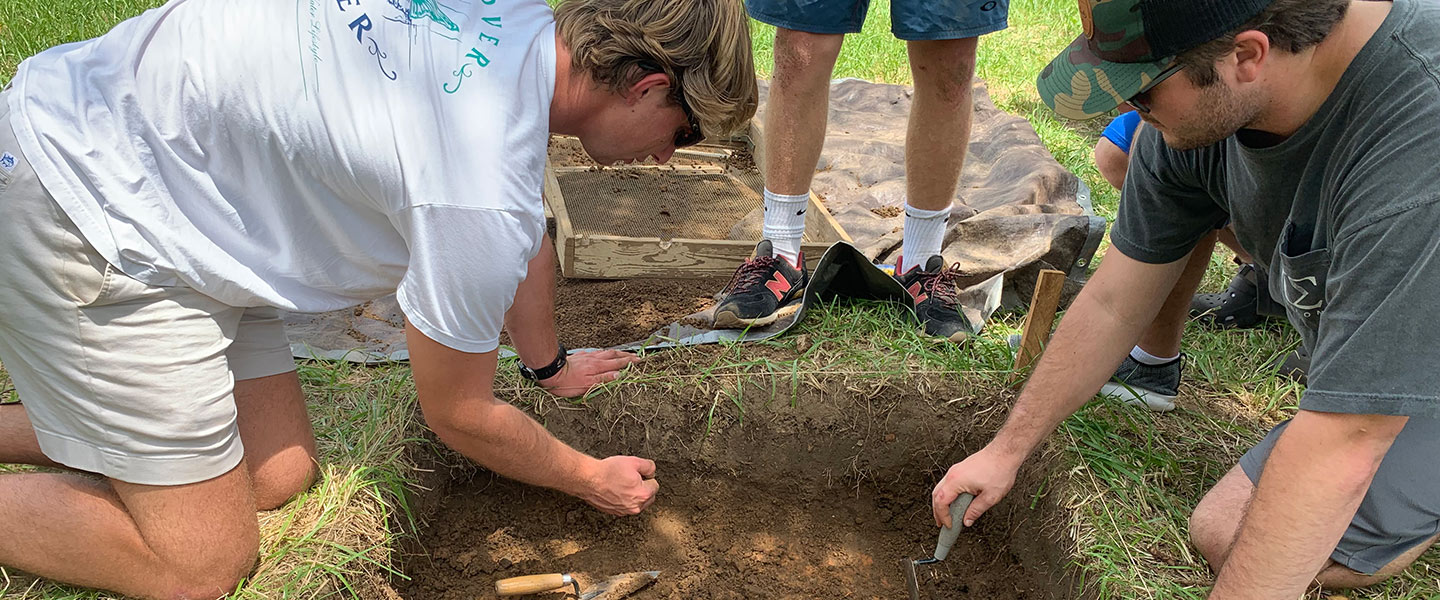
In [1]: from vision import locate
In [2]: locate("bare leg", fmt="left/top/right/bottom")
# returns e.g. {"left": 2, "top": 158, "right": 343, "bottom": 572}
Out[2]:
{"left": 0, "top": 403, "right": 60, "bottom": 467}
{"left": 903, "top": 38, "right": 979, "bottom": 212}
{"left": 1190, "top": 463, "right": 1440, "bottom": 590}
{"left": 0, "top": 464, "right": 259, "bottom": 598}
{"left": 1191, "top": 463, "right": 1253, "bottom": 569}
{"left": 764, "top": 28, "right": 844, "bottom": 196}
{"left": 234, "top": 371, "right": 318, "bottom": 510}
{"left": 1315, "top": 532, "right": 1440, "bottom": 588}
{"left": 1093, "top": 137, "right": 1130, "bottom": 191}
{"left": 1135, "top": 231, "right": 1219, "bottom": 357}
{"left": 1216, "top": 226, "right": 1254, "bottom": 264}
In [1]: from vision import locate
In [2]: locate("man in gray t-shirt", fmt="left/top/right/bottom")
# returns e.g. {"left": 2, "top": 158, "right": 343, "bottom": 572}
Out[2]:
{"left": 928, "top": 0, "right": 1440, "bottom": 595}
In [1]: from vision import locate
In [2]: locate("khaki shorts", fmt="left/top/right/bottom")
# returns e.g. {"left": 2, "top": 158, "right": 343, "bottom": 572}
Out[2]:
{"left": 0, "top": 92, "right": 295, "bottom": 486}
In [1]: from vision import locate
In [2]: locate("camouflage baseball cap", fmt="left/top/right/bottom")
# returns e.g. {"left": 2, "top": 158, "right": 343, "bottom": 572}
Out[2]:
{"left": 1037, "top": 0, "right": 1275, "bottom": 120}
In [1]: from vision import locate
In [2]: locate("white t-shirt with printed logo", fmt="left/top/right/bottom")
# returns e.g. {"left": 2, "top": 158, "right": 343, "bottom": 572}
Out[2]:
{"left": 8, "top": 0, "right": 556, "bottom": 353}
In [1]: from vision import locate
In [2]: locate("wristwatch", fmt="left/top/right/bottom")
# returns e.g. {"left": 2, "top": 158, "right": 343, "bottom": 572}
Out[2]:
{"left": 518, "top": 343, "right": 567, "bottom": 382}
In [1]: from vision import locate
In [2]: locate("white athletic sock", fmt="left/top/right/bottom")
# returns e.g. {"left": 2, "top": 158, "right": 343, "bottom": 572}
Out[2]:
{"left": 901, "top": 203, "right": 952, "bottom": 273}
{"left": 762, "top": 188, "right": 809, "bottom": 263}
{"left": 1130, "top": 345, "right": 1179, "bottom": 366}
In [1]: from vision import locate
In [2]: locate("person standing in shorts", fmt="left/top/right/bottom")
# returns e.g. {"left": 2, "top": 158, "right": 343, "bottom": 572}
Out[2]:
{"left": 712, "top": 0, "right": 1009, "bottom": 343}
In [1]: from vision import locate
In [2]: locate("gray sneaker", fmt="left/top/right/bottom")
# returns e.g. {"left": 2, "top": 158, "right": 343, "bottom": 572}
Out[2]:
{"left": 1098, "top": 355, "right": 1182, "bottom": 412}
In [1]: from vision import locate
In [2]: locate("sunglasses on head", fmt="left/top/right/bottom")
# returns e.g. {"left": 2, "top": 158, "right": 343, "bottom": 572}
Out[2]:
{"left": 1125, "top": 62, "right": 1184, "bottom": 114}
{"left": 639, "top": 61, "right": 704, "bottom": 148}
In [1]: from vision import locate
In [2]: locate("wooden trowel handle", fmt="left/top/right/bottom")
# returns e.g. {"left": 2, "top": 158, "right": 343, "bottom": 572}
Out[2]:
{"left": 495, "top": 573, "right": 572, "bottom": 596}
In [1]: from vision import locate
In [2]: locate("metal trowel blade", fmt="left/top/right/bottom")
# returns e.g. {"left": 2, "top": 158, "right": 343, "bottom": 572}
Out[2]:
{"left": 579, "top": 570, "right": 661, "bottom": 600}
{"left": 904, "top": 558, "right": 921, "bottom": 600}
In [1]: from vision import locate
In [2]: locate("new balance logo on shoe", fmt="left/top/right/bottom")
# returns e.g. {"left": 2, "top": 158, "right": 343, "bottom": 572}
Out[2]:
{"left": 906, "top": 282, "right": 927, "bottom": 304}
{"left": 713, "top": 240, "right": 810, "bottom": 329}
{"left": 766, "top": 271, "right": 792, "bottom": 300}
{"left": 895, "top": 255, "right": 972, "bottom": 343}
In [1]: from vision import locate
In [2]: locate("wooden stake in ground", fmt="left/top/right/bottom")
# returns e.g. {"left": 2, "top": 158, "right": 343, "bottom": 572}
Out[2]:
{"left": 1009, "top": 269, "right": 1067, "bottom": 385}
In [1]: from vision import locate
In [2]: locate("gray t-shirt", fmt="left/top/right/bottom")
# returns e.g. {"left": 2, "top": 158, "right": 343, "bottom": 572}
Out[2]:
{"left": 1111, "top": 0, "right": 1440, "bottom": 418}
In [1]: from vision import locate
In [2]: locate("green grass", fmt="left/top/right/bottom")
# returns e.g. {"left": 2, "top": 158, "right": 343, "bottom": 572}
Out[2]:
{"left": 3, "top": 1, "right": 1438, "bottom": 599}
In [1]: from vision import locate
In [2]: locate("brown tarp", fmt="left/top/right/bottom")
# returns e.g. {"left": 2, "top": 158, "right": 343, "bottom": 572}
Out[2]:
{"left": 284, "top": 78, "right": 1103, "bottom": 361}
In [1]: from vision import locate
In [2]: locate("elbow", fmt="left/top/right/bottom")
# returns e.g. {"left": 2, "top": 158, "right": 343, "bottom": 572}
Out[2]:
{"left": 420, "top": 394, "right": 500, "bottom": 449}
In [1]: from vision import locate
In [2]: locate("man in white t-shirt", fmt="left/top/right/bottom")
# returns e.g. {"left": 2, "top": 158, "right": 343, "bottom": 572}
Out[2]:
{"left": 0, "top": 0, "right": 757, "bottom": 596}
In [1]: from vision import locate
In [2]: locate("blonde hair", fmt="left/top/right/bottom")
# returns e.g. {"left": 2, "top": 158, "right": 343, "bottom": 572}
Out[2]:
{"left": 555, "top": 0, "right": 758, "bottom": 137}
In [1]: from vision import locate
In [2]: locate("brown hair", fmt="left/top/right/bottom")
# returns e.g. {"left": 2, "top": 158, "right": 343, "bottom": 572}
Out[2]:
{"left": 1177, "top": 0, "right": 1350, "bottom": 87}
{"left": 555, "top": 0, "right": 759, "bottom": 136}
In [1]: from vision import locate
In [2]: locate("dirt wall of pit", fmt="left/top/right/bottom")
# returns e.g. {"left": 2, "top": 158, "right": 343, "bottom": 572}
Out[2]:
{"left": 395, "top": 349, "right": 1081, "bottom": 600}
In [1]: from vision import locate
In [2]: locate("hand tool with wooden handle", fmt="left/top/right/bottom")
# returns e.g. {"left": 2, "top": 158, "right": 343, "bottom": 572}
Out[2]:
{"left": 904, "top": 492, "right": 975, "bottom": 600}
{"left": 578, "top": 571, "right": 660, "bottom": 600}
{"left": 494, "top": 573, "right": 579, "bottom": 597}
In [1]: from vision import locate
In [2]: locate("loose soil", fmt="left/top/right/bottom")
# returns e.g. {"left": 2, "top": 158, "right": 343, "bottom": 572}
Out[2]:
{"left": 550, "top": 275, "right": 730, "bottom": 349}
{"left": 394, "top": 138, "right": 1076, "bottom": 600}
{"left": 398, "top": 278, "right": 1077, "bottom": 600}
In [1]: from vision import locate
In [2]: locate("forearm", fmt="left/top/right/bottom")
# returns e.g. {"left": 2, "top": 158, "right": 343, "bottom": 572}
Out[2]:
{"left": 989, "top": 253, "right": 1186, "bottom": 463}
{"left": 1210, "top": 411, "right": 1405, "bottom": 599}
{"left": 425, "top": 395, "right": 599, "bottom": 497}
{"left": 988, "top": 290, "right": 1146, "bottom": 461}
{"left": 505, "top": 235, "right": 561, "bottom": 367}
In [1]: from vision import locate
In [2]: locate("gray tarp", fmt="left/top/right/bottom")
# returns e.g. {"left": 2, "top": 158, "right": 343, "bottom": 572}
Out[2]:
{"left": 284, "top": 78, "right": 1103, "bottom": 362}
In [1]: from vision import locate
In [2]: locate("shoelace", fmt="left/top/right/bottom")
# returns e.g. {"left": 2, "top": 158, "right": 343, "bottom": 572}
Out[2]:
{"left": 724, "top": 256, "right": 779, "bottom": 293}
{"left": 916, "top": 263, "right": 964, "bottom": 307}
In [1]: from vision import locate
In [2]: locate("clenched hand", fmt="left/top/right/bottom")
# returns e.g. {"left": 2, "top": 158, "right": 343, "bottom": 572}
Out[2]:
{"left": 932, "top": 447, "right": 1020, "bottom": 529}
{"left": 582, "top": 456, "right": 660, "bottom": 516}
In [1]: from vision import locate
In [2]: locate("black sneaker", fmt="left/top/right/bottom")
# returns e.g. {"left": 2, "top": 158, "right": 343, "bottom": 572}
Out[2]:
{"left": 895, "top": 255, "right": 974, "bottom": 343}
{"left": 1190, "top": 264, "right": 1273, "bottom": 329}
{"left": 1270, "top": 346, "right": 1310, "bottom": 385}
{"left": 1098, "top": 355, "right": 1182, "bottom": 412}
{"left": 713, "top": 240, "right": 808, "bottom": 329}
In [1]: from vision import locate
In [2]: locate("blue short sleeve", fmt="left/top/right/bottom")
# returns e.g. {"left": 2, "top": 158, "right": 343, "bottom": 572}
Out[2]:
{"left": 1101, "top": 111, "right": 1143, "bottom": 155}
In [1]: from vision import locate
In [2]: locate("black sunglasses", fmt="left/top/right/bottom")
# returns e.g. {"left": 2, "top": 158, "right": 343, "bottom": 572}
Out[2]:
{"left": 673, "top": 93, "right": 705, "bottom": 148}
{"left": 1126, "top": 62, "right": 1184, "bottom": 114}
{"left": 639, "top": 61, "right": 704, "bottom": 148}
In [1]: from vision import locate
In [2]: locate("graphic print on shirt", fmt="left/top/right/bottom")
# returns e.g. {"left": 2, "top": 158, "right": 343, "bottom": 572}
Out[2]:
{"left": 408, "top": 0, "right": 459, "bottom": 31}
{"left": 309, "top": 0, "right": 508, "bottom": 94}
{"left": 445, "top": 12, "right": 504, "bottom": 94}
{"left": 1285, "top": 274, "right": 1324, "bottom": 311}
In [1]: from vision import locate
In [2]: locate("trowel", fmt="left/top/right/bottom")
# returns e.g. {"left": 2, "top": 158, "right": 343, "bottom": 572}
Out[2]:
{"left": 495, "top": 570, "right": 661, "bottom": 600}
{"left": 903, "top": 492, "right": 974, "bottom": 600}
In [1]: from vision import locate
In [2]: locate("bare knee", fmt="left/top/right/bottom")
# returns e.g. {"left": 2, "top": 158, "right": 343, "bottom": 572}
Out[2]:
{"left": 1189, "top": 464, "right": 1255, "bottom": 572}
{"left": 1094, "top": 138, "right": 1130, "bottom": 191}
{"left": 773, "top": 29, "right": 843, "bottom": 78}
{"left": 161, "top": 530, "right": 259, "bottom": 599}
{"left": 1189, "top": 502, "right": 1230, "bottom": 570}
{"left": 907, "top": 39, "right": 979, "bottom": 103}
{"left": 250, "top": 447, "right": 318, "bottom": 510}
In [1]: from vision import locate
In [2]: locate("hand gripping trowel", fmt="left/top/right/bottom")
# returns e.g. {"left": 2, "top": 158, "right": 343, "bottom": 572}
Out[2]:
{"left": 903, "top": 492, "right": 974, "bottom": 600}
